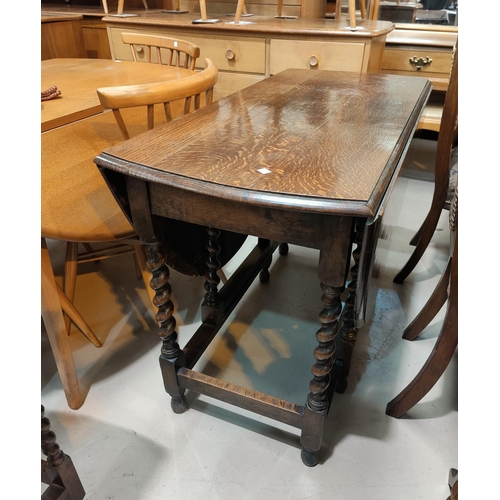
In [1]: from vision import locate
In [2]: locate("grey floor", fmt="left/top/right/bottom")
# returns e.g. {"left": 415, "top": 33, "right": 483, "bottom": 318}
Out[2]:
{"left": 41, "top": 138, "right": 458, "bottom": 499}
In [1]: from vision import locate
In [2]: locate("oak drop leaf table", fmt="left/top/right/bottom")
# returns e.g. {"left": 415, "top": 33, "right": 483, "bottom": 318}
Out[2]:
{"left": 95, "top": 69, "right": 431, "bottom": 466}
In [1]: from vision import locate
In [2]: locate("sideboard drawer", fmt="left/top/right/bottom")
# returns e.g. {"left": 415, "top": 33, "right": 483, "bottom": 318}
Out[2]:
{"left": 270, "top": 39, "right": 366, "bottom": 74}
{"left": 381, "top": 46, "right": 452, "bottom": 81}
{"left": 214, "top": 72, "right": 266, "bottom": 100}
{"left": 109, "top": 27, "right": 266, "bottom": 74}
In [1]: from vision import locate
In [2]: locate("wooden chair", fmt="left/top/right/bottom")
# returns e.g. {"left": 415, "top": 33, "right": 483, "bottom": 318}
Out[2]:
{"left": 42, "top": 121, "right": 147, "bottom": 409}
{"left": 121, "top": 32, "right": 200, "bottom": 71}
{"left": 393, "top": 43, "right": 458, "bottom": 284}
{"left": 97, "top": 58, "right": 241, "bottom": 286}
{"left": 97, "top": 57, "right": 218, "bottom": 140}
{"left": 386, "top": 187, "right": 457, "bottom": 418}
{"left": 42, "top": 61, "right": 219, "bottom": 410}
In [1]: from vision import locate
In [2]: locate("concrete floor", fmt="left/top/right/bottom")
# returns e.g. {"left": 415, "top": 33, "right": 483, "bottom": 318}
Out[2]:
{"left": 41, "top": 139, "right": 457, "bottom": 499}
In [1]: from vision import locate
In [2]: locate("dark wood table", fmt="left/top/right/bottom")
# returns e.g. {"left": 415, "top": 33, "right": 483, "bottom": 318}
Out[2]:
{"left": 94, "top": 69, "right": 431, "bottom": 466}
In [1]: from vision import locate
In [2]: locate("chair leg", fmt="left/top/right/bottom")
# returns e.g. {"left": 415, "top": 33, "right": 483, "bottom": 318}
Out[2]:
{"left": 348, "top": 0, "right": 356, "bottom": 28}
{"left": 386, "top": 309, "right": 457, "bottom": 418}
{"left": 409, "top": 218, "right": 425, "bottom": 246}
{"left": 64, "top": 242, "right": 78, "bottom": 334}
{"left": 41, "top": 239, "right": 84, "bottom": 410}
{"left": 199, "top": 0, "right": 207, "bottom": 20}
{"left": 62, "top": 241, "right": 103, "bottom": 347}
{"left": 402, "top": 256, "right": 451, "bottom": 341}
{"left": 335, "top": 0, "right": 342, "bottom": 19}
{"left": 386, "top": 248, "right": 457, "bottom": 418}
{"left": 234, "top": 0, "right": 245, "bottom": 22}
{"left": 57, "top": 284, "right": 102, "bottom": 348}
{"left": 359, "top": 0, "right": 366, "bottom": 19}
{"left": 277, "top": 0, "right": 283, "bottom": 16}
{"left": 393, "top": 208, "right": 442, "bottom": 284}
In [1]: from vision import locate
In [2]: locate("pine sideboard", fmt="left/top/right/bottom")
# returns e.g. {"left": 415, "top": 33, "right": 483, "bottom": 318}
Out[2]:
{"left": 104, "top": 11, "right": 394, "bottom": 99}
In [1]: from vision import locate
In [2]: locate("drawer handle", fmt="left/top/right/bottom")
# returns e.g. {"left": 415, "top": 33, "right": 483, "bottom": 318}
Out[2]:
{"left": 309, "top": 55, "right": 319, "bottom": 68}
{"left": 409, "top": 56, "right": 432, "bottom": 71}
{"left": 133, "top": 44, "right": 144, "bottom": 54}
{"left": 226, "top": 49, "right": 235, "bottom": 61}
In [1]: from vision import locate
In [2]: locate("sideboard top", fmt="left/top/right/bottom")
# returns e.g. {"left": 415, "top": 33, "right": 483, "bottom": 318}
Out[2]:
{"left": 103, "top": 11, "right": 394, "bottom": 38}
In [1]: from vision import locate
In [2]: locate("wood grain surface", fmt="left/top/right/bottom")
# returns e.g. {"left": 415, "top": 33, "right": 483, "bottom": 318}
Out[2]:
{"left": 41, "top": 58, "right": 194, "bottom": 132}
{"left": 97, "top": 69, "right": 431, "bottom": 215}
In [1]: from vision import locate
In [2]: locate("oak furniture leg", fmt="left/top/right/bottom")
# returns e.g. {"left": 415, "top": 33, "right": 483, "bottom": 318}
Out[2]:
{"left": 42, "top": 405, "right": 85, "bottom": 500}
{"left": 56, "top": 284, "right": 103, "bottom": 348}
{"left": 64, "top": 242, "right": 78, "bottom": 334}
{"left": 125, "top": 177, "right": 188, "bottom": 412}
{"left": 148, "top": 237, "right": 189, "bottom": 413}
{"left": 300, "top": 217, "right": 352, "bottom": 466}
{"left": 41, "top": 239, "right": 84, "bottom": 410}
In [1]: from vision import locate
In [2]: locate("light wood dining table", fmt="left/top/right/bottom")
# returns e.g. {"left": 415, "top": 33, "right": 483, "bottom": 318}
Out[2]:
{"left": 41, "top": 58, "right": 195, "bottom": 410}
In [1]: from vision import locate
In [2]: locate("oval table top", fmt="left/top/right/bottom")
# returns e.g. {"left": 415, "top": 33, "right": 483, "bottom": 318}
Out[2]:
{"left": 41, "top": 58, "right": 195, "bottom": 241}
{"left": 42, "top": 58, "right": 194, "bottom": 132}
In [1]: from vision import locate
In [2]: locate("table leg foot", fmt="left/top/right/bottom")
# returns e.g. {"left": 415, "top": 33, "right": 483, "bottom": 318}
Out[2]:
{"left": 257, "top": 238, "right": 273, "bottom": 283}
{"left": 279, "top": 243, "right": 289, "bottom": 255}
{"left": 301, "top": 447, "right": 319, "bottom": 467}
{"left": 259, "top": 268, "right": 270, "bottom": 283}
{"left": 171, "top": 395, "right": 188, "bottom": 413}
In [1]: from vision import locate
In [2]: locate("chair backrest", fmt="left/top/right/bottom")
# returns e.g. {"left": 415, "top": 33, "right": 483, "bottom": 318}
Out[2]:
{"left": 121, "top": 32, "right": 200, "bottom": 70}
{"left": 434, "top": 43, "right": 458, "bottom": 207}
{"left": 96, "top": 58, "right": 218, "bottom": 140}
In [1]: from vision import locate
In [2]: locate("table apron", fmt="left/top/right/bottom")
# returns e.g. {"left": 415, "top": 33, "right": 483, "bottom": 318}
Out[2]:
{"left": 148, "top": 182, "right": 356, "bottom": 251}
